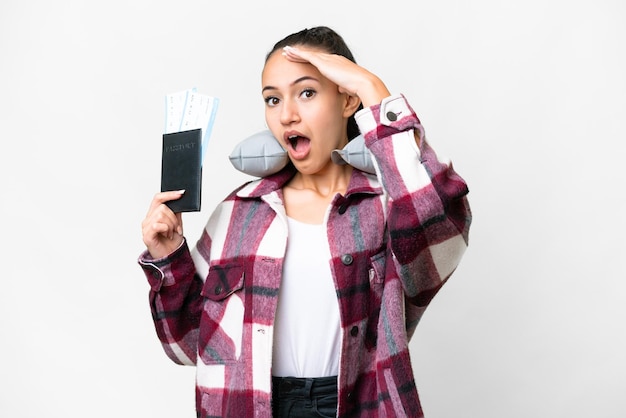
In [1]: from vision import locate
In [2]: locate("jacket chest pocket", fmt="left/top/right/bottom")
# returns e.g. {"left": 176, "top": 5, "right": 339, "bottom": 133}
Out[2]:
{"left": 368, "top": 250, "right": 386, "bottom": 296}
{"left": 198, "top": 263, "right": 245, "bottom": 364}
{"left": 364, "top": 250, "right": 386, "bottom": 350}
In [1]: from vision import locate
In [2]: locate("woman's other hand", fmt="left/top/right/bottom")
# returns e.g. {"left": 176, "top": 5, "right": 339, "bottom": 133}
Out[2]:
{"left": 141, "top": 190, "right": 185, "bottom": 259}
{"left": 281, "top": 45, "right": 391, "bottom": 108}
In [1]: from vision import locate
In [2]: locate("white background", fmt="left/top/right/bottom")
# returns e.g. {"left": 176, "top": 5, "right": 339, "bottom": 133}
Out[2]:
{"left": 1, "top": 0, "right": 625, "bottom": 417}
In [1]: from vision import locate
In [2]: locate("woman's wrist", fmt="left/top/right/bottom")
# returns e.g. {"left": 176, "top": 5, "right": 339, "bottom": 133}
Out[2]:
{"left": 356, "top": 73, "right": 391, "bottom": 108}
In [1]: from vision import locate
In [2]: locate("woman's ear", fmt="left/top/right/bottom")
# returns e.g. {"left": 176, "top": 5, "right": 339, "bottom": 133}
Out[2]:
{"left": 342, "top": 94, "right": 361, "bottom": 118}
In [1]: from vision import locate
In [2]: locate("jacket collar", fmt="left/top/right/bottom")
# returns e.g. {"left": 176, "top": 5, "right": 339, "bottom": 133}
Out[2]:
{"left": 236, "top": 164, "right": 383, "bottom": 199}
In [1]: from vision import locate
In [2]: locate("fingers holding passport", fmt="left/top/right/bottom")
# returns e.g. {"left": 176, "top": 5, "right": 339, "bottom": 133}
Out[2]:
{"left": 142, "top": 190, "right": 185, "bottom": 258}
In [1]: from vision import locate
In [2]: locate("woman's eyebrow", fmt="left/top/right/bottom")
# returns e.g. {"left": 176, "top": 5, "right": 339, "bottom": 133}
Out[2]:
{"left": 262, "top": 76, "right": 319, "bottom": 93}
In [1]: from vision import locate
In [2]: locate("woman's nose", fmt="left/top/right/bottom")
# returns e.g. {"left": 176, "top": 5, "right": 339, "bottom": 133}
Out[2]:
{"left": 280, "top": 99, "right": 300, "bottom": 125}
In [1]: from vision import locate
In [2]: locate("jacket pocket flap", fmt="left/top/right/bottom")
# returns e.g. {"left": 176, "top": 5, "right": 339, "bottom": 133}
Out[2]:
{"left": 201, "top": 263, "right": 244, "bottom": 301}
{"left": 369, "top": 250, "right": 386, "bottom": 285}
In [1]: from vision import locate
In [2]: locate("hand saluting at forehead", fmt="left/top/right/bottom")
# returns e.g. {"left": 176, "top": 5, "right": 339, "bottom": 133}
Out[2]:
{"left": 281, "top": 45, "right": 391, "bottom": 108}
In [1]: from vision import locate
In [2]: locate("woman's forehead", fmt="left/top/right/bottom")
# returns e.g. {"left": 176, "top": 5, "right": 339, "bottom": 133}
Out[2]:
{"left": 261, "top": 53, "right": 323, "bottom": 88}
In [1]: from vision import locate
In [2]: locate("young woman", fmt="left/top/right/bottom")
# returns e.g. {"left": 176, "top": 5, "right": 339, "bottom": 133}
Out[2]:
{"left": 139, "top": 26, "right": 471, "bottom": 418}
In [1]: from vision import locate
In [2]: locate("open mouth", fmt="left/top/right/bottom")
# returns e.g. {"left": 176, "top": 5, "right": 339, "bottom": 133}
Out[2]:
{"left": 288, "top": 134, "right": 302, "bottom": 150}
{"left": 284, "top": 132, "right": 311, "bottom": 159}
{"left": 287, "top": 134, "right": 309, "bottom": 151}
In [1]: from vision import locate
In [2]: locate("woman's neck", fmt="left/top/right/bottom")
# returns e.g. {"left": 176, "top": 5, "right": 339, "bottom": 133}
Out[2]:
{"left": 283, "top": 164, "right": 353, "bottom": 224}
{"left": 288, "top": 164, "right": 352, "bottom": 197}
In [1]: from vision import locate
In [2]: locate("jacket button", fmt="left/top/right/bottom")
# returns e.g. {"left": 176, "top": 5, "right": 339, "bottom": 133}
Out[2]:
{"left": 350, "top": 326, "right": 359, "bottom": 337}
{"left": 341, "top": 254, "right": 353, "bottom": 265}
{"left": 214, "top": 285, "right": 223, "bottom": 295}
{"left": 386, "top": 111, "right": 398, "bottom": 121}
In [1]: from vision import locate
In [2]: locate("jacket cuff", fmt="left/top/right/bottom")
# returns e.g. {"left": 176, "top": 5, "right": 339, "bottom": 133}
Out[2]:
{"left": 137, "top": 239, "right": 188, "bottom": 291}
{"left": 355, "top": 94, "right": 425, "bottom": 145}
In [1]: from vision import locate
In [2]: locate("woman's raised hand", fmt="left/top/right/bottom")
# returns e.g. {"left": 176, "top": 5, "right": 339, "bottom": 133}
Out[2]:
{"left": 281, "top": 46, "right": 390, "bottom": 108}
{"left": 141, "top": 190, "right": 185, "bottom": 259}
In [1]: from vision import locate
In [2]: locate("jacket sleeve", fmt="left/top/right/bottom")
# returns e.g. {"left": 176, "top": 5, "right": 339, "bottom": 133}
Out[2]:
{"left": 355, "top": 94, "right": 472, "bottom": 307}
{"left": 138, "top": 240, "right": 204, "bottom": 365}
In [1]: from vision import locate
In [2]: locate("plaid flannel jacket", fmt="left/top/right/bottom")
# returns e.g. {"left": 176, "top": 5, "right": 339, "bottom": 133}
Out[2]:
{"left": 139, "top": 94, "right": 472, "bottom": 417}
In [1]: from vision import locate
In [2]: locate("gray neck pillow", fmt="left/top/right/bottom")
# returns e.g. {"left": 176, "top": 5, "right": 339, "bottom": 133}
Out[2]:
{"left": 229, "top": 130, "right": 375, "bottom": 177}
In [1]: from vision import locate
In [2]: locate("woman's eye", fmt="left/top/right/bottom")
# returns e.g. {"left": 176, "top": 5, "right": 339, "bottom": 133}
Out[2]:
{"left": 264, "top": 96, "right": 279, "bottom": 107}
{"left": 300, "top": 89, "right": 316, "bottom": 99}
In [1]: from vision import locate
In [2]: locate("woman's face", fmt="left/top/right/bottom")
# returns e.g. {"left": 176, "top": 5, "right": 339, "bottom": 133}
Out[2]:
{"left": 261, "top": 48, "right": 351, "bottom": 175}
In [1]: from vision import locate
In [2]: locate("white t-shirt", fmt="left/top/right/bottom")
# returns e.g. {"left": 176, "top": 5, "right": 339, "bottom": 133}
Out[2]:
{"left": 272, "top": 217, "right": 342, "bottom": 378}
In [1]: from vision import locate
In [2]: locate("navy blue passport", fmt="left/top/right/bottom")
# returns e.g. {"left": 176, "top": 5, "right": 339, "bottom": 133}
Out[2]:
{"left": 160, "top": 128, "right": 202, "bottom": 212}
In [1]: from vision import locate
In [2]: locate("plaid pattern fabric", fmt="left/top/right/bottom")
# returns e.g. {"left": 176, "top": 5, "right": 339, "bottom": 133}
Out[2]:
{"left": 139, "top": 94, "right": 471, "bottom": 417}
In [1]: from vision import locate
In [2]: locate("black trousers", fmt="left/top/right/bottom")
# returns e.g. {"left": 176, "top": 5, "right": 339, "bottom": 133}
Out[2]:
{"left": 271, "top": 376, "right": 338, "bottom": 418}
